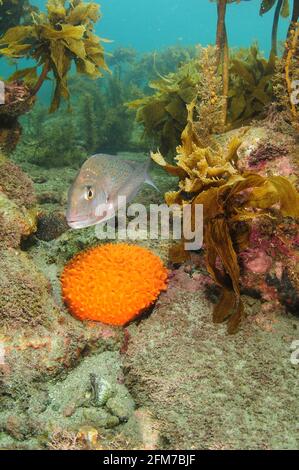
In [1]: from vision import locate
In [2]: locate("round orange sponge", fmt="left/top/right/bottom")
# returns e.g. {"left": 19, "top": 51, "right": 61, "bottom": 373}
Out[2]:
{"left": 61, "top": 243, "right": 168, "bottom": 326}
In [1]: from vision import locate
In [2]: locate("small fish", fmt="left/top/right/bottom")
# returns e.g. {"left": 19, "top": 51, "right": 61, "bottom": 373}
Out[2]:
{"left": 66, "top": 153, "right": 158, "bottom": 229}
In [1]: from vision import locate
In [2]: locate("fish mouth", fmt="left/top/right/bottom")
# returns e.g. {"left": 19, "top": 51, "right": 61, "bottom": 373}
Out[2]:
{"left": 67, "top": 216, "right": 98, "bottom": 229}
{"left": 67, "top": 208, "right": 111, "bottom": 229}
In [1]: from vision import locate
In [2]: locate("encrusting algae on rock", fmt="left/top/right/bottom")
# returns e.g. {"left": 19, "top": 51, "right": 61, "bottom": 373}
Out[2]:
{"left": 61, "top": 243, "right": 168, "bottom": 326}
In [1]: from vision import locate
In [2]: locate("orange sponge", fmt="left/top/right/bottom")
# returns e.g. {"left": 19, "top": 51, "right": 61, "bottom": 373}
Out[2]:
{"left": 61, "top": 243, "right": 168, "bottom": 326}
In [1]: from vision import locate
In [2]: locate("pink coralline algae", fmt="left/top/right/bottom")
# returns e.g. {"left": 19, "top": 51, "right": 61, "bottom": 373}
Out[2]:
{"left": 158, "top": 265, "right": 212, "bottom": 304}
{"left": 243, "top": 250, "right": 273, "bottom": 274}
{"left": 239, "top": 218, "right": 299, "bottom": 315}
{"left": 236, "top": 128, "right": 298, "bottom": 179}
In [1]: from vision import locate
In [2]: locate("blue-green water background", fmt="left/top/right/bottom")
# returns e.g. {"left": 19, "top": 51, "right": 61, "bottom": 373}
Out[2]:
{"left": 0, "top": 0, "right": 291, "bottom": 95}
{"left": 1, "top": 0, "right": 291, "bottom": 59}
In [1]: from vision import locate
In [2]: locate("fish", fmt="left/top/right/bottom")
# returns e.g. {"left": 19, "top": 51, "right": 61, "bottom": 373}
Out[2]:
{"left": 66, "top": 153, "right": 158, "bottom": 229}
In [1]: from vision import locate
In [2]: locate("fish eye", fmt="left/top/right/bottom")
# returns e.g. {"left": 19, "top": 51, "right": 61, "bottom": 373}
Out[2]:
{"left": 85, "top": 186, "right": 94, "bottom": 201}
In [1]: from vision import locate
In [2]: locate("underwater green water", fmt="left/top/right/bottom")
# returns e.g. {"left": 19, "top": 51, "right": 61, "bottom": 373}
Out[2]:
{"left": 1, "top": 0, "right": 290, "bottom": 80}
{"left": 33, "top": 0, "right": 289, "bottom": 52}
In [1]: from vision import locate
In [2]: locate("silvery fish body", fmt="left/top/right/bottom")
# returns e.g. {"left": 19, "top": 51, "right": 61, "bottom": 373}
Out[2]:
{"left": 66, "top": 153, "right": 157, "bottom": 229}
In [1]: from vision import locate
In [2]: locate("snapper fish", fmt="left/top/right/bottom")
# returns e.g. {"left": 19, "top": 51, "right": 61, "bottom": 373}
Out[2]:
{"left": 66, "top": 153, "right": 158, "bottom": 229}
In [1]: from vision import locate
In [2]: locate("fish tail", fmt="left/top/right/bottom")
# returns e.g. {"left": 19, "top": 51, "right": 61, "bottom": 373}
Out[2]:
{"left": 144, "top": 155, "right": 160, "bottom": 192}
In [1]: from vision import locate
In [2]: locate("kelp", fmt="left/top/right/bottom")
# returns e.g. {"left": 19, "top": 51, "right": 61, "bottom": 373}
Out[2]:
{"left": 128, "top": 58, "right": 200, "bottom": 158}
{"left": 152, "top": 99, "right": 299, "bottom": 334}
{"left": 17, "top": 71, "right": 143, "bottom": 167}
{"left": 284, "top": 23, "right": 299, "bottom": 127}
{"left": 123, "top": 45, "right": 196, "bottom": 93}
{"left": 260, "top": 0, "right": 291, "bottom": 57}
{"left": 0, "top": 0, "right": 36, "bottom": 36}
{"left": 208, "top": 1, "right": 289, "bottom": 124}
{"left": 0, "top": 0, "right": 109, "bottom": 111}
{"left": 130, "top": 45, "right": 276, "bottom": 156}
{"left": 228, "top": 45, "right": 275, "bottom": 127}
{"left": 128, "top": 47, "right": 225, "bottom": 158}
{"left": 274, "top": 22, "right": 299, "bottom": 130}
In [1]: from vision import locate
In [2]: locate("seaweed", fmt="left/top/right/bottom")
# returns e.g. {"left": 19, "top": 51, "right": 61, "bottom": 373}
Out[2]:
{"left": 285, "top": 0, "right": 299, "bottom": 45}
{"left": 152, "top": 99, "right": 299, "bottom": 334}
{"left": 228, "top": 45, "right": 275, "bottom": 127}
{"left": 0, "top": 0, "right": 37, "bottom": 36}
{"left": 0, "top": 0, "right": 109, "bottom": 112}
{"left": 129, "top": 45, "right": 276, "bottom": 156}
{"left": 211, "top": 1, "right": 251, "bottom": 124}
{"left": 212, "top": 0, "right": 230, "bottom": 123}
{"left": 284, "top": 22, "right": 299, "bottom": 126}
{"left": 127, "top": 47, "right": 224, "bottom": 158}
{"left": 124, "top": 45, "right": 196, "bottom": 92}
{"left": 274, "top": 22, "right": 299, "bottom": 130}
{"left": 16, "top": 69, "right": 145, "bottom": 167}
{"left": 127, "top": 58, "right": 200, "bottom": 158}
{"left": 260, "top": 1, "right": 288, "bottom": 57}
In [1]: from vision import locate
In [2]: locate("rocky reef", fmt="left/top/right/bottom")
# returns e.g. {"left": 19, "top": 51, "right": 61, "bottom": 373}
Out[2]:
{"left": 0, "top": 145, "right": 297, "bottom": 449}
{"left": 0, "top": 0, "right": 298, "bottom": 452}
{"left": 125, "top": 285, "right": 298, "bottom": 450}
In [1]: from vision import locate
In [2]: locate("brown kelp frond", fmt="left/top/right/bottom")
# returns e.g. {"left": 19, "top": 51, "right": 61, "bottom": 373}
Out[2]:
{"left": 128, "top": 46, "right": 224, "bottom": 158}
{"left": 260, "top": 0, "right": 291, "bottom": 57}
{"left": 248, "top": 175, "right": 299, "bottom": 217}
{"left": 0, "top": 0, "right": 109, "bottom": 111}
{"left": 153, "top": 101, "right": 299, "bottom": 334}
{"left": 130, "top": 44, "right": 276, "bottom": 158}
{"left": 0, "top": 0, "right": 37, "bottom": 36}
{"left": 228, "top": 45, "right": 276, "bottom": 127}
{"left": 127, "top": 57, "right": 200, "bottom": 158}
{"left": 151, "top": 99, "right": 242, "bottom": 203}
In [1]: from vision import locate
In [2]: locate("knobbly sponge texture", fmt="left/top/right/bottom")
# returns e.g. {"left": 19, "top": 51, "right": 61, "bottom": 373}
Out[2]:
{"left": 61, "top": 243, "right": 168, "bottom": 326}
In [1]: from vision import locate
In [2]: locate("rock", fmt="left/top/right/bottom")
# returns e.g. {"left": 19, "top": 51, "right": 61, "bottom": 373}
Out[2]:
{"left": 213, "top": 125, "right": 299, "bottom": 318}
{"left": 36, "top": 211, "right": 69, "bottom": 241}
{"left": 63, "top": 405, "right": 76, "bottom": 418}
{"left": 235, "top": 126, "right": 298, "bottom": 177}
{"left": 0, "top": 159, "right": 37, "bottom": 208}
{"left": 0, "top": 82, "right": 35, "bottom": 154}
{"left": 37, "top": 192, "right": 63, "bottom": 205}
{"left": 0, "top": 350, "right": 135, "bottom": 446}
{"left": 0, "top": 157, "right": 37, "bottom": 248}
{"left": 0, "top": 249, "right": 55, "bottom": 327}
{"left": 133, "top": 408, "right": 161, "bottom": 450}
{"left": 124, "top": 285, "right": 299, "bottom": 449}
{"left": 83, "top": 409, "right": 119, "bottom": 428}
{"left": 33, "top": 176, "right": 47, "bottom": 184}
{"left": 238, "top": 217, "right": 299, "bottom": 315}
{"left": 106, "top": 394, "right": 135, "bottom": 422}
{"left": 0, "top": 193, "right": 36, "bottom": 249}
